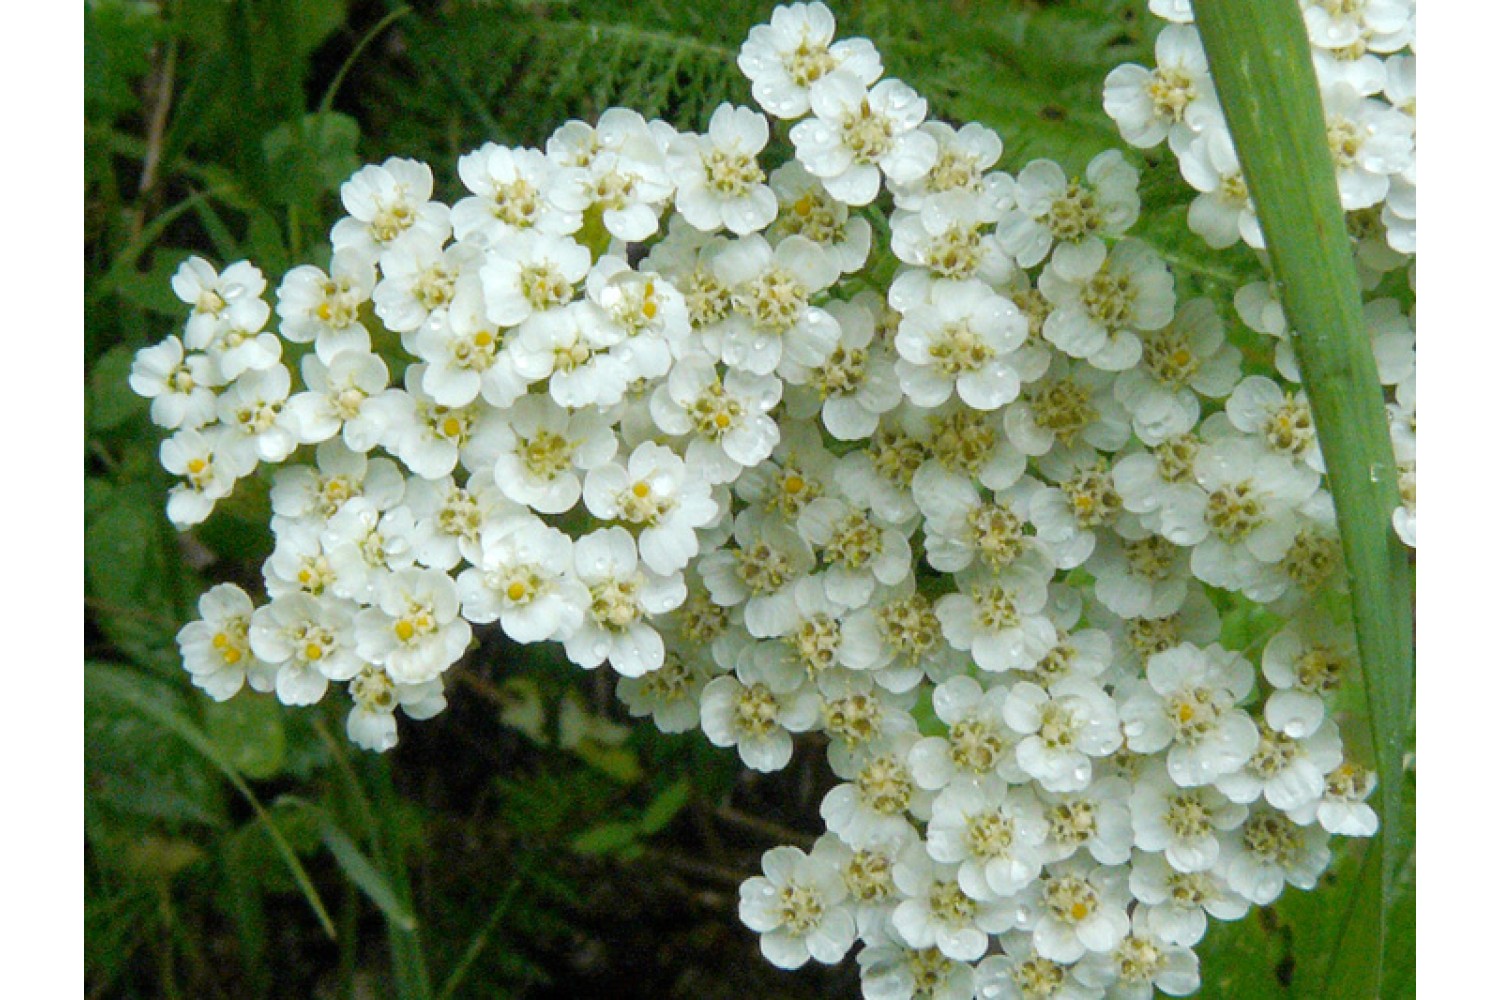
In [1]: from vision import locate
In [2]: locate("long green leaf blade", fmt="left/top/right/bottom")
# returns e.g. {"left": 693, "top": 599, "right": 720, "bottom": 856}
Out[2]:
{"left": 1189, "top": 1, "right": 1415, "bottom": 993}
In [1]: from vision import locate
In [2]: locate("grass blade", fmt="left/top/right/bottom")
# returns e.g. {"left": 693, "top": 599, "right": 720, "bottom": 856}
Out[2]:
{"left": 86, "top": 663, "right": 338, "bottom": 940}
{"left": 319, "top": 817, "right": 418, "bottom": 932}
{"left": 1189, "top": 2, "right": 1415, "bottom": 994}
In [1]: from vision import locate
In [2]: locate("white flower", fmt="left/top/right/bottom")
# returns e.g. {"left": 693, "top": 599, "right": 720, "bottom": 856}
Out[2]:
{"left": 269, "top": 440, "right": 404, "bottom": 530}
{"left": 1290, "top": 759, "right": 1378, "bottom": 837}
{"left": 1004, "top": 678, "right": 1123, "bottom": 793}
{"left": 891, "top": 854, "right": 1012, "bottom": 961}
{"left": 821, "top": 734, "right": 933, "bottom": 847}
{"left": 1214, "top": 719, "right": 1341, "bottom": 813}
{"left": 1037, "top": 778, "right": 1136, "bottom": 866}
{"left": 508, "top": 302, "right": 629, "bottom": 409}
{"left": 889, "top": 190, "right": 1012, "bottom": 306}
{"left": 1040, "top": 237, "right": 1175, "bottom": 372}
{"left": 797, "top": 496, "right": 911, "bottom": 609}
{"left": 935, "top": 565, "right": 1056, "bottom": 674}
{"left": 452, "top": 142, "right": 579, "bottom": 245}
{"left": 713, "top": 233, "right": 841, "bottom": 377}
{"left": 564, "top": 526, "right": 686, "bottom": 676}
{"left": 1159, "top": 435, "right": 1322, "bottom": 594}
{"left": 1025, "top": 860, "right": 1132, "bottom": 963}
{"left": 1220, "top": 805, "right": 1331, "bottom": 904}
{"left": 790, "top": 72, "right": 938, "bottom": 206}
{"left": 1177, "top": 124, "right": 1261, "bottom": 250}
{"left": 1322, "top": 82, "right": 1414, "bottom": 211}
{"left": 907, "top": 675, "right": 1023, "bottom": 790}
{"left": 200, "top": 295, "right": 279, "bottom": 381}
{"left": 161, "top": 426, "right": 252, "bottom": 528}
{"left": 479, "top": 230, "right": 590, "bottom": 330}
{"left": 1028, "top": 450, "right": 1123, "bottom": 570}
{"left": 973, "top": 933, "right": 1102, "bottom": 1000}
{"left": 616, "top": 650, "right": 717, "bottom": 734}
{"left": 895, "top": 279, "right": 1027, "bottom": 410}
{"left": 1226, "top": 376, "right": 1324, "bottom": 472}
{"left": 1119, "top": 643, "right": 1259, "bottom": 787}
{"left": 765, "top": 161, "right": 872, "bottom": 273}
{"left": 480, "top": 394, "right": 617, "bottom": 514}
{"left": 276, "top": 248, "right": 377, "bottom": 362}
{"left": 354, "top": 567, "right": 471, "bottom": 685}
{"left": 1087, "top": 520, "right": 1190, "bottom": 621}
{"left": 250, "top": 592, "right": 361, "bottom": 705}
{"left": 284, "top": 349, "right": 398, "bottom": 451}
{"left": 1103, "top": 24, "right": 1218, "bottom": 150}
{"left": 648, "top": 354, "right": 782, "bottom": 483}
{"left": 889, "top": 121, "right": 1006, "bottom": 212}
{"left": 998, "top": 150, "right": 1139, "bottom": 274}
{"left": 736, "top": 2, "right": 882, "bottom": 119}
{"left": 924, "top": 777, "right": 1047, "bottom": 900}
{"left": 1004, "top": 357, "right": 1131, "bottom": 458}
{"left": 177, "top": 583, "right": 276, "bottom": 700}
{"left": 669, "top": 103, "right": 778, "bottom": 235}
{"left": 839, "top": 581, "right": 963, "bottom": 692}
{"left": 130, "top": 335, "right": 221, "bottom": 431}
{"left": 739, "top": 845, "right": 856, "bottom": 969}
{"left": 781, "top": 294, "right": 902, "bottom": 440}
{"left": 700, "top": 654, "right": 819, "bottom": 771}
{"left": 915, "top": 471, "right": 1045, "bottom": 576}
{"left": 583, "top": 440, "right": 719, "bottom": 575}
{"left": 1072, "top": 911, "right": 1202, "bottom": 998}
{"left": 1113, "top": 297, "right": 1241, "bottom": 445}
{"left": 404, "top": 473, "right": 514, "bottom": 570}
{"left": 1128, "top": 764, "right": 1247, "bottom": 873}
{"left": 373, "top": 233, "right": 474, "bottom": 336}
{"left": 214, "top": 364, "right": 297, "bottom": 466}
{"left": 699, "top": 512, "right": 815, "bottom": 637}
{"left": 456, "top": 514, "right": 589, "bottom": 643}
{"left": 545, "top": 109, "right": 675, "bottom": 243}
{"left": 324, "top": 498, "right": 419, "bottom": 604}
{"left": 345, "top": 667, "right": 447, "bottom": 753}
{"left": 1127, "top": 852, "right": 1248, "bottom": 947}
{"left": 331, "top": 157, "right": 450, "bottom": 258}
{"left": 171, "top": 257, "right": 267, "bottom": 348}
{"left": 858, "top": 931, "right": 977, "bottom": 1000}
{"left": 1261, "top": 624, "right": 1353, "bottom": 739}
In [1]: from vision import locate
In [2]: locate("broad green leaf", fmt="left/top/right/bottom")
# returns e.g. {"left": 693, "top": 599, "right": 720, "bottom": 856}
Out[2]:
{"left": 86, "top": 662, "right": 337, "bottom": 939}
{"left": 203, "top": 693, "right": 288, "bottom": 781}
{"left": 261, "top": 112, "right": 361, "bottom": 211}
{"left": 84, "top": 482, "right": 186, "bottom": 673}
{"left": 85, "top": 669, "right": 226, "bottom": 829}
{"left": 1192, "top": 4, "right": 1416, "bottom": 993}
{"left": 87, "top": 344, "right": 148, "bottom": 432}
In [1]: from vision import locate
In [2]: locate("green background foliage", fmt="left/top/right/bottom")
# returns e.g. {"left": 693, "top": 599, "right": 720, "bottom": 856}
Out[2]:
{"left": 83, "top": 1, "right": 1412, "bottom": 996}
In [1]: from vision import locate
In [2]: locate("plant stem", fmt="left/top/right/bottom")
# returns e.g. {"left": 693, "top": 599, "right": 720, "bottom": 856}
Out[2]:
{"left": 1190, "top": 1, "right": 1414, "bottom": 993}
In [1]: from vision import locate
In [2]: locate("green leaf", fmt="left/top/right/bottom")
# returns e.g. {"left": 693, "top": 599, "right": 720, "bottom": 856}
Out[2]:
{"left": 319, "top": 816, "right": 418, "bottom": 932}
{"left": 88, "top": 344, "right": 148, "bottom": 432}
{"left": 84, "top": 483, "right": 188, "bottom": 673}
{"left": 203, "top": 694, "right": 288, "bottom": 781}
{"left": 261, "top": 112, "right": 361, "bottom": 211}
{"left": 1191, "top": 3, "right": 1415, "bottom": 994}
{"left": 86, "top": 662, "right": 338, "bottom": 940}
{"left": 85, "top": 670, "right": 227, "bottom": 829}
{"left": 637, "top": 778, "right": 692, "bottom": 836}
{"left": 569, "top": 821, "right": 640, "bottom": 856}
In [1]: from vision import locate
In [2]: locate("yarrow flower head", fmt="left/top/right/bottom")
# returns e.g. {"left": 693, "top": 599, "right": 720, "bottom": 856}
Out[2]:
{"left": 130, "top": 3, "right": 1410, "bottom": 996}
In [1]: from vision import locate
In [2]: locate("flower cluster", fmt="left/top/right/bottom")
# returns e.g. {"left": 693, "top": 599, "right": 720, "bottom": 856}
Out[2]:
{"left": 1106, "top": 0, "right": 1417, "bottom": 548}
{"left": 131, "top": 3, "right": 1410, "bottom": 997}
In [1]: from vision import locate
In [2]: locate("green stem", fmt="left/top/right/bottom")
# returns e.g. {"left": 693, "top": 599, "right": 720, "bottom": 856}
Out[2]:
{"left": 1190, "top": 1, "right": 1414, "bottom": 993}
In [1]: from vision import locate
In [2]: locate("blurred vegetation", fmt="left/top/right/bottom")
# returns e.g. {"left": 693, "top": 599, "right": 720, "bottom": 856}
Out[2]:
{"left": 83, "top": 1, "right": 1411, "bottom": 997}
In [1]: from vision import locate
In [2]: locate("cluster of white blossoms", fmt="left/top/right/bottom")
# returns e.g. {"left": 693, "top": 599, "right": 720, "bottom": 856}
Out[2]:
{"left": 130, "top": 3, "right": 1410, "bottom": 996}
{"left": 1108, "top": 0, "right": 1417, "bottom": 550}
